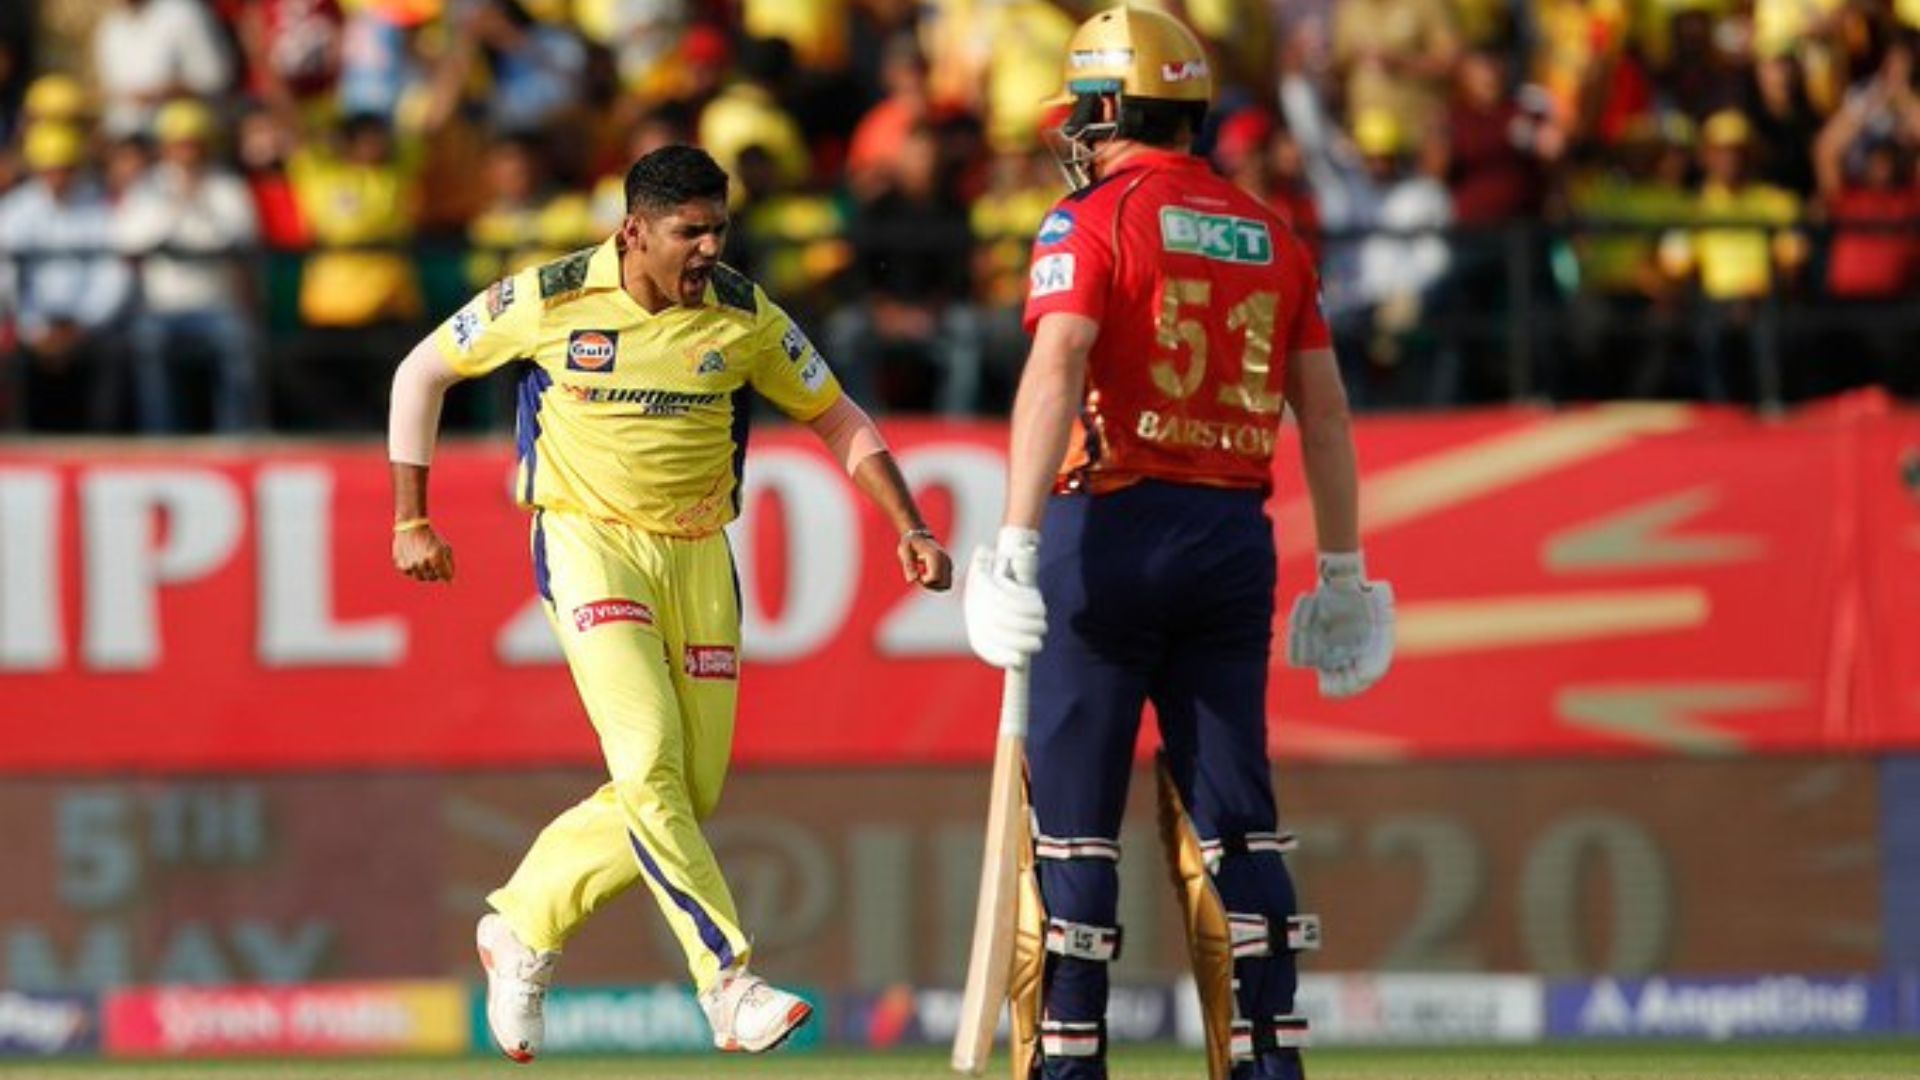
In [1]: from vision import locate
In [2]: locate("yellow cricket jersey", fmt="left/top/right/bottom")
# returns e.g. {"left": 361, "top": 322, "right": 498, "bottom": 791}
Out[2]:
{"left": 434, "top": 237, "right": 843, "bottom": 537}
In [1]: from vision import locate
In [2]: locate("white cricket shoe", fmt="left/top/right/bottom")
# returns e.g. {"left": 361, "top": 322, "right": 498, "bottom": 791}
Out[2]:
{"left": 476, "top": 913, "right": 558, "bottom": 1063}
{"left": 698, "top": 969, "right": 813, "bottom": 1053}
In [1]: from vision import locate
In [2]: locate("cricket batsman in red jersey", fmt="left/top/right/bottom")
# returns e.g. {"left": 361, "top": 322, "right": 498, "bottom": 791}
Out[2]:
{"left": 963, "top": 8, "right": 1397, "bottom": 1079}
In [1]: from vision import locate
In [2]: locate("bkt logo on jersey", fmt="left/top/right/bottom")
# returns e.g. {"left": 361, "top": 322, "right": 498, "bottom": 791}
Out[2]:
{"left": 567, "top": 330, "right": 619, "bottom": 372}
{"left": 1037, "top": 211, "right": 1075, "bottom": 245}
{"left": 1159, "top": 208, "right": 1274, "bottom": 265}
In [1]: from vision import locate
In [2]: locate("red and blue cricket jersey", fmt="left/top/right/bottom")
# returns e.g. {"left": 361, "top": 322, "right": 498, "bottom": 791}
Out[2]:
{"left": 1023, "top": 148, "right": 1330, "bottom": 495}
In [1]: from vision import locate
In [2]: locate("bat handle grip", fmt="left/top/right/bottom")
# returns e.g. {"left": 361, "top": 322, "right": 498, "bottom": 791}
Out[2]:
{"left": 999, "top": 664, "right": 1031, "bottom": 740}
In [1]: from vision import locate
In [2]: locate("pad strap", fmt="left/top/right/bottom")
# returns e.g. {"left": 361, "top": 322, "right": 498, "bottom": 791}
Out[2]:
{"left": 1044, "top": 917, "right": 1123, "bottom": 962}
{"left": 1200, "top": 830, "right": 1298, "bottom": 874}
{"left": 1228, "top": 913, "right": 1270, "bottom": 958}
{"left": 1039, "top": 1018, "right": 1105, "bottom": 1059}
{"left": 1287, "top": 914, "right": 1323, "bottom": 952}
{"left": 1033, "top": 831, "right": 1121, "bottom": 862}
{"left": 1230, "top": 1013, "right": 1312, "bottom": 1060}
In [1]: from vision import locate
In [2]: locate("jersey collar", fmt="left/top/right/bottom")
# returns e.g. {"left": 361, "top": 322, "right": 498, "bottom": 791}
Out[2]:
{"left": 587, "top": 236, "right": 623, "bottom": 290}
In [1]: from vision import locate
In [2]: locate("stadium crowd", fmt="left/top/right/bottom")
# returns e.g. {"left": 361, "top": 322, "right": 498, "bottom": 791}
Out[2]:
{"left": 1, "top": 0, "right": 1918, "bottom": 433}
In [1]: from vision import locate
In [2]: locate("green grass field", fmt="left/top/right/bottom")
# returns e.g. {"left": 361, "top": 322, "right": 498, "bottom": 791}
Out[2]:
{"left": 5, "top": 1043, "right": 1918, "bottom": 1080}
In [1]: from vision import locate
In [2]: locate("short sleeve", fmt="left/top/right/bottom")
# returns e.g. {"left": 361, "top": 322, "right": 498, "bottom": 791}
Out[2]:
{"left": 749, "top": 299, "right": 843, "bottom": 422}
{"left": 1287, "top": 248, "right": 1332, "bottom": 354}
{"left": 435, "top": 266, "right": 541, "bottom": 378}
{"left": 1021, "top": 200, "right": 1115, "bottom": 334}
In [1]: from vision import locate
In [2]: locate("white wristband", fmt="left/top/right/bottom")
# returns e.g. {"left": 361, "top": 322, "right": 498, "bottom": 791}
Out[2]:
{"left": 1318, "top": 550, "right": 1365, "bottom": 585}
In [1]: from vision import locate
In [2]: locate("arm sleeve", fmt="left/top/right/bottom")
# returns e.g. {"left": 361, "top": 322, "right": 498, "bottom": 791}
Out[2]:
{"left": 748, "top": 298, "right": 844, "bottom": 422}
{"left": 434, "top": 266, "right": 541, "bottom": 378}
{"left": 388, "top": 336, "right": 465, "bottom": 465}
{"left": 1021, "top": 201, "right": 1115, "bottom": 335}
{"left": 806, "top": 395, "right": 890, "bottom": 475}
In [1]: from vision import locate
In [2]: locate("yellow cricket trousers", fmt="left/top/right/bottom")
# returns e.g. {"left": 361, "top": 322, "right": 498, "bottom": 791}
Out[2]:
{"left": 488, "top": 509, "right": 748, "bottom": 991}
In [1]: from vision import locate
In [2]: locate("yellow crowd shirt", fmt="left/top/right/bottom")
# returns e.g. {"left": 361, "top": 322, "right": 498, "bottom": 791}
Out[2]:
{"left": 434, "top": 238, "right": 844, "bottom": 536}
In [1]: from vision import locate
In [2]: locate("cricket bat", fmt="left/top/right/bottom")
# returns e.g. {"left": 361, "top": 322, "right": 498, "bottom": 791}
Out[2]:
{"left": 950, "top": 662, "right": 1031, "bottom": 1075}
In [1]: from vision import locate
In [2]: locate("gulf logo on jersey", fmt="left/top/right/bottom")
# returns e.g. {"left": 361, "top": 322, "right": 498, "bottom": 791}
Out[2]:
{"left": 567, "top": 330, "right": 619, "bottom": 372}
{"left": 1037, "top": 211, "right": 1075, "bottom": 245}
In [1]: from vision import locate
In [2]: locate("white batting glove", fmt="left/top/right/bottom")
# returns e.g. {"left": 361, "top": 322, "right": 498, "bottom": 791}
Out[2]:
{"left": 964, "top": 526, "right": 1046, "bottom": 670}
{"left": 1286, "top": 551, "right": 1396, "bottom": 699}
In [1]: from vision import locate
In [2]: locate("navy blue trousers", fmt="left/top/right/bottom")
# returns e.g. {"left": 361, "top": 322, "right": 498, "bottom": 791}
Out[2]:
{"left": 1027, "top": 482, "right": 1304, "bottom": 1079}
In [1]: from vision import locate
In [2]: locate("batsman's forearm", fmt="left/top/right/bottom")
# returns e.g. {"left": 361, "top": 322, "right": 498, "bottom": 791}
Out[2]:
{"left": 850, "top": 451, "right": 928, "bottom": 535}
{"left": 1299, "top": 416, "right": 1361, "bottom": 553}
{"left": 1004, "top": 376, "right": 1077, "bottom": 532}
{"left": 391, "top": 462, "right": 430, "bottom": 522}
{"left": 1004, "top": 314, "right": 1096, "bottom": 532}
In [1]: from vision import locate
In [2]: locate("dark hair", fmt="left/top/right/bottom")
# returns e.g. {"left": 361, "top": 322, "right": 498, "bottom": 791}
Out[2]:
{"left": 1118, "top": 97, "right": 1208, "bottom": 147}
{"left": 624, "top": 144, "right": 730, "bottom": 216}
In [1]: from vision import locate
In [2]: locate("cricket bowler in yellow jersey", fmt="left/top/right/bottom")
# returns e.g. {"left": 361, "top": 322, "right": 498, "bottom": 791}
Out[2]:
{"left": 385, "top": 145, "right": 952, "bottom": 1062}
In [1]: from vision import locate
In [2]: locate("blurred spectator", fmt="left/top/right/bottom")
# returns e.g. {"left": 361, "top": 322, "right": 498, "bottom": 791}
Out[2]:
{"left": 336, "top": 0, "right": 432, "bottom": 122}
{"left": 923, "top": 0, "right": 1076, "bottom": 160}
{"left": 91, "top": 0, "right": 234, "bottom": 136}
{"left": 100, "top": 131, "right": 156, "bottom": 203}
{"left": 830, "top": 122, "right": 980, "bottom": 415}
{"left": 968, "top": 144, "right": 1053, "bottom": 409}
{"left": 1658, "top": 8, "right": 1746, "bottom": 123}
{"left": 1659, "top": 109, "right": 1805, "bottom": 404}
{"left": 236, "top": 0, "right": 344, "bottom": 112}
{"left": 733, "top": 143, "right": 851, "bottom": 321}
{"left": 571, "top": 0, "right": 689, "bottom": 104}
{"left": 280, "top": 110, "right": 421, "bottom": 428}
{"left": 453, "top": 0, "right": 589, "bottom": 135}
{"left": 846, "top": 34, "right": 928, "bottom": 201}
{"left": 1333, "top": 0, "right": 1461, "bottom": 133}
{"left": 1811, "top": 52, "right": 1920, "bottom": 393}
{"left": 466, "top": 130, "right": 595, "bottom": 287}
{"left": 114, "top": 98, "right": 260, "bottom": 433}
{"left": 0, "top": 123, "right": 134, "bottom": 431}
{"left": 1565, "top": 114, "right": 1696, "bottom": 397}
{"left": 236, "top": 106, "right": 311, "bottom": 250}
{"left": 591, "top": 103, "right": 696, "bottom": 232}
{"left": 1748, "top": 54, "right": 1822, "bottom": 196}
{"left": 698, "top": 36, "right": 810, "bottom": 202}
{"left": 1213, "top": 109, "right": 1321, "bottom": 256}
{"left": 1294, "top": 95, "right": 1454, "bottom": 408}
{"left": 1439, "top": 52, "right": 1563, "bottom": 226}
{"left": 0, "top": 5, "right": 29, "bottom": 144}
{"left": 743, "top": 0, "right": 846, "bottom": 73}
{"left": 19, "top": 73, "right": 88, "bottom": 132}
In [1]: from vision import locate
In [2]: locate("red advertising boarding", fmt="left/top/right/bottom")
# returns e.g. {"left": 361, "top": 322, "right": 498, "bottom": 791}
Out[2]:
{"left": 1, "top": 392, "right": 1917, "bottom": 773}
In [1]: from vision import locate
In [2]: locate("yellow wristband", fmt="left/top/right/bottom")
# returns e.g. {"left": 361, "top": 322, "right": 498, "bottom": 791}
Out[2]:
{"left": 393, "top": 517, "right": 432, "bottom": 534}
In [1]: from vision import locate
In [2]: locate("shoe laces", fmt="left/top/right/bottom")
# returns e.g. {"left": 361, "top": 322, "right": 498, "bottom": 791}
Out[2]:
{"left": 509, "top": 952, "right": 556, "bottom": 1009}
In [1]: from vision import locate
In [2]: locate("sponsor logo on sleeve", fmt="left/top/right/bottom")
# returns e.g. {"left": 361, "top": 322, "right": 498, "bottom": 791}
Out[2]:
{"left": 567, "top": 330, "right": 619, "bottom": 372}
{"left": 1037, "top": 211, "right": 1076, "bottom": 245}
{"left": 1159, "top": 207, "right": 1274, "bottom": 265}
{"left": 799, "top": 355, "right": 829, "bottom": 392}
{"left": 485, "top": 277, "right": 516, "bottom": 319}
{"left": 572, "top": 599, "right": 654, "bottom": 632}
{"left": 781, "top": 324, "right": 814, "bottom": 363}
{"left": 450, "top": 310, "right": 483, "bottom": 354}
{"left": 684, "top": 645, "right": 738, "bottom": 679}
{"left": 1030, "top": 253, "right": 1076, "bottom": 298}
